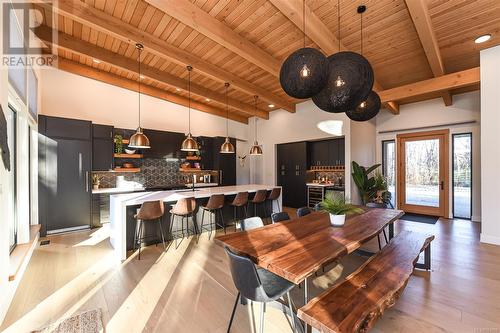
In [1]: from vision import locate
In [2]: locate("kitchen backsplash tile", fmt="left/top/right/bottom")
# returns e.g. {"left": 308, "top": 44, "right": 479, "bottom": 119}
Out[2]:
{"left": 94, "top": 158, "right": 186, "bottom": 188}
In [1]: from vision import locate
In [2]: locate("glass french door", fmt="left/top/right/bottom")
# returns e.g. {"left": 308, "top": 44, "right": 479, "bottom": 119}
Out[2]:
{"left": 397, "top": 130, "right": 449, "bottom": 217}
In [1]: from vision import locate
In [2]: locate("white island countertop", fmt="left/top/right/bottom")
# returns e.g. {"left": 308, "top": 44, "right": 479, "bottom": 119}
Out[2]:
{"left": 110, "top": 184, "right": 282, "bottom": 260}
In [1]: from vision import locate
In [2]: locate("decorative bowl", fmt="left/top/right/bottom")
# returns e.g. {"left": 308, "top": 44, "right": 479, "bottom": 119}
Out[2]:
{"left": 124, "top": 149, "right": 136, "bottom": 154}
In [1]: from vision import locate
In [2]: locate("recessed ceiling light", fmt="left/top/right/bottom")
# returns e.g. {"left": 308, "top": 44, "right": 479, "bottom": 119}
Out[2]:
{"left": 176, "top": 88, "right": 181, "bottom": 91}
{"left": 268, "top": 104, "right": 275, "bottom": 108}
{"left": 317, "top": 120, "right": 343, "bottom": 136}
{"left": 205, "top": 98, "right": 210, "bottom": 101}
{"left": 139, "top": 75, "right": 145, "bottom": 79}
{"left": 475, "top": 34, "right": 491, "bottom": 44}
{"left": 92, "top": 59, "right": 101, "bottom": 64}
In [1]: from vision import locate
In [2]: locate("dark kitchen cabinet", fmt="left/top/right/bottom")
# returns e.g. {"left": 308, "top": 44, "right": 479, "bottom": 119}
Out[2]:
{"left": 92, "top": 124, "right": 114, "bottom": 171}
{"left": 142, "top": 129, "right": 184, "bottom": 159}
{"left": 309, "top": 140, "right": 330, "bottom": 166}
{"left": 277, "top": 141, "right": 307, "bottom": 208}
{"left": 198, "top": 136, "right": 214, "bottom": 170}
{"left": 39, "top": 115, "right": 92, "bottom": 236}
{"left": 213, "top": 137, "right": 236, "bottom": 186}
{"left": 328, "top": 138, "right": 345, "bottom": 166}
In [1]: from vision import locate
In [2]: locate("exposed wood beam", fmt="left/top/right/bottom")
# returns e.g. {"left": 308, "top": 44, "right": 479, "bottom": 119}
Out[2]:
{"left": 378, "top": 67, "right": 479, "bottom": 103}
{"left": 56, "top": 58, "right": 249, "bottom": 124}
{"left": 405, "top": 0, "right": 452, "bottom": 106}
{"left": 46, "top": 0, "right": 295, "bottom": 113}
{"left": 36, "top": 26, "right": 268, "bottom": 120}
{"left": 268, "top": 0, "right": 400, "bottom": 115}
{"left": 145, "top": 0, "right": 281, "bottom": 77}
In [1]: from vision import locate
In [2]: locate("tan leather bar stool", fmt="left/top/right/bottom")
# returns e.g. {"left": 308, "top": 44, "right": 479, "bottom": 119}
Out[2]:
{"left": 200, "top": 194, "right": 225, "bottom": 238}
{"left": 169, "top": 197, "right": 197, "bottom": 248}
{"left": 133, "top": 200, "right": 166, "bottom": 260}
{"left": 250, "top": 189, "right": 268, "bottom": 218}
{"left": 229, "top": 192, "right": 249, "bottom": 228}
{"left": 266, "top": 188, "right": 281, "bottom": 217}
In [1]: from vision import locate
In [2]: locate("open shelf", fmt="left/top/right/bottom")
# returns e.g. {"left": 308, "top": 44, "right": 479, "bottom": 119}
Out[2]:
{"left": 186, "top": 156, "right": 201, "bottom": 161}
{"left": 179, "top": 168, "right": 203, "bottom": 172}
{"left": 113, "top": 168, "right": 141, "bottom": 173}
{"left": 114, "top": 153, "right": 143, "bottom": 159}
{"left": 114, "top": 139, "right": 130, "bottom": 144}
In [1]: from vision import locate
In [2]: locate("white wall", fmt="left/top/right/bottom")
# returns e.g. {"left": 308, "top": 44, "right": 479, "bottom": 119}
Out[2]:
{"left": 250, "top": 99, "right": 352, "bottom": 199}
{"left": 375, "top": 92, "right": 481, "bottom": 220}
{"left": 41, "top": 69, "right": 249, "bottom": 141}
{"left": 480, "top": 45, "right": 500, "bottom": 245}
{"left": 350, "top": 119, "right": 377, "bottom": 204}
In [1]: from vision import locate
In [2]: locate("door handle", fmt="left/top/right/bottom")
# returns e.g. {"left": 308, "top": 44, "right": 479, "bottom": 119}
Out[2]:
{"left": 440, "top": 181, "right": 444, "bottom": 190}
{"left": 85, "top": 171, "right": 89, "bottom": 192}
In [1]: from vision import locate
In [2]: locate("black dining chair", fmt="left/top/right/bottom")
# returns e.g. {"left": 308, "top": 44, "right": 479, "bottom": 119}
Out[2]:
{"left": 296, "top": 207, "right": 311, "bottom": 217}
{"left": 271, "top": 211, "right": 290, "bottom": 223}
{"left": 313, "top": 202, "right": 323, "bottom": 211}
{"left": 241, "top": 217, "right": 264, "bottom": 231}
{"left": 225, "top": 247, "right": 297, "bottom": 333}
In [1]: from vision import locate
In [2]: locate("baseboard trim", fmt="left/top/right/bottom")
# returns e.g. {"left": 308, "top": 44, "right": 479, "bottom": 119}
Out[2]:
{"left": 471, "top": 215, "right": 481, "bottom": 222}
{"left": 480, "top": 233, "right": 500, "bottom": 245}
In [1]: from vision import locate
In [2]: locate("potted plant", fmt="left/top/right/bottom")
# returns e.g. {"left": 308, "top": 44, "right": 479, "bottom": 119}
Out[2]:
{"left": 371, "top": 172, "right": 393, "bottom": 208}
{"left": 92, "top": 174, "right": 102, "bottom": 190}
{"left": 114, "top": 134, "right": 124, "bottom": 154}
{"left": 320, "top": 193, "right": 364, "bottom": 226}
{"left": 351, "top": 161, "right": 381, "bottom": 204}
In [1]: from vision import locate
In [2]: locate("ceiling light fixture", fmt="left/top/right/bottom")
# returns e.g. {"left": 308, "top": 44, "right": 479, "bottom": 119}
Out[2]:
{"left": 268, "top": 104, "right": 275, "bottom": 108}
{"left": 317, "top": 120, "right": 343, "bottom": 136}
{"left": 181, "top": 66, "right": 198, "bottom": 152}
{"left": 220, "top": 83, "right": 235, "bottom": 154}
{"left": 205, "top": 98, "right": 210, "bottom": 101}
{"left": 475, "top": 34, "right": 491, "bottom": 44}
{"left": 176, "top": 88, "right": 181, "bottom": 91}
{"left": 250, "top": 95, "right": 263, "bottom": 156}
{"left": 129, "top": 43, "right": 151, "bottom": 149}
{"left": 279, "top": 0, "right": 328, "bottom": 99}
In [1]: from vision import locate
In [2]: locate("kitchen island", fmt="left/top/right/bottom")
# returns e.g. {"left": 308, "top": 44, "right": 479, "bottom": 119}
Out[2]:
{"left": 109, "top": 184, "right": 282, "bottom": 260}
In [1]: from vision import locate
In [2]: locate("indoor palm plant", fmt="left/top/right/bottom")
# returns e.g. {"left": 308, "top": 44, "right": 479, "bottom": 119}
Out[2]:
{"left": 352, "top": 161, "right": 393, "bottom": 208}
{"left": 321, "top": 193, "right": 364, "bottom": 226}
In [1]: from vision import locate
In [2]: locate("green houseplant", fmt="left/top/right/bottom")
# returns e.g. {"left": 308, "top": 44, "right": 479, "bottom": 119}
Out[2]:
{"left": 114, "top": 134, "right": 123, "bottom": 154}
{"left": 352, "top": 161, "right": 393, "bottom": 207}
{"left": 321, "top": 193, "right": 364, "bottom": 226}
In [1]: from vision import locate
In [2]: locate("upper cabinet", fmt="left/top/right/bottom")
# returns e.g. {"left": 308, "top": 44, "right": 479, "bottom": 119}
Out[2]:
{"left": 309, "top": 138, "right": 345, "bottom": 168}
{"left": 92, "top": 124, "right": 114, "bottom": 171}
{"left": 142, "top": 129, "right": 184, "bottom": 159}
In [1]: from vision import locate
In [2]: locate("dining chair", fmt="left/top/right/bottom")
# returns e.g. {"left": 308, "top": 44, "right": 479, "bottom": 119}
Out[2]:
{"left": 271, "top": 211, "right": 290, "bottom": 223}
{"left": 313, "top": 202, "right": 323, "bottom": 211}
{"left": 296, "top": 207, "right": 312, "bottom": 217}
{"left": 241, "top": 216, "right": 264, "bottom": 231}
{"left": 133, "top": 200, "right": 166, "bottom": 260}
{"left": 225, "top": 247, "right": 297, "bottom": 333}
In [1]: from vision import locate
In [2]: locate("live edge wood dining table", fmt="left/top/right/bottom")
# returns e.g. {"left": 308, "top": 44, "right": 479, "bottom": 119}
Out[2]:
{"left": 215, "top": 208, "right": 404, "bottom": 331}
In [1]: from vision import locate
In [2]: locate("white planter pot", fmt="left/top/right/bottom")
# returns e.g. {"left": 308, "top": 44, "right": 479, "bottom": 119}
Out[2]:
{"left": 329, "top": 214, "right": 346, "bottom": 227}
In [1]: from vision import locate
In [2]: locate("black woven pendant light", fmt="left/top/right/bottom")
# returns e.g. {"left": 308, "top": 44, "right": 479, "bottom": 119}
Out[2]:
{"left": 346, "top": 6, "right": 380, "bottom": 122}
{"left": 312, "top": 2, "right": 374, "bottom": 113}
{"left": 346, "top": 91, "right": 381, "bottom": 121}
{"left": 279, "top": 0, "right": 328, "bottom": 99}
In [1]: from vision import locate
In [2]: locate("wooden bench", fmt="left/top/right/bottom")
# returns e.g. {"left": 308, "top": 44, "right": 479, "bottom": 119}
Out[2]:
{"left": 297, "top": 230, "right": 434, "bottom": 333}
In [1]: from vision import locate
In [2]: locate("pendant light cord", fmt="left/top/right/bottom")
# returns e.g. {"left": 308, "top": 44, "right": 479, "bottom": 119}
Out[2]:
{"left": 187, "top": 65, "right": 192, "bottom": 134}
{"left": 337, "top": 0, "right": 341, "bottom": 52}
{"left": 225, "top": 82, "right": 230, "bottom": 136}
{"left": 303, "top": 0, "right": 306, "bottom": 48}
{"left": 360, "top": 9, "right": 363, "bottom": 55}
{"left": 254, "top": 95, "right": 258, "bottom": 141}
{"left": 137, "top": 44, "right": 142, "bottom": 128}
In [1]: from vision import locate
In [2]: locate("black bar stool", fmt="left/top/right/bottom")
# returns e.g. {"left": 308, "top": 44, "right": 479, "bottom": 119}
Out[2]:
{"left": 229, "top": 191, "right": 248, "bottom": 227}
{"left": 266, "top": 188, "right": 281, "bottom": 216}
{"left": 251, "top": 190, "right": 268, "bottom": 218}
{"left": 169, "top": 197, "right": 197, "bottom": 248}
{"left": 200, "top": 194, "right": 225, "bottom": 238}
{"left": 133, "top": 200, "right": 166, "bottom": 260}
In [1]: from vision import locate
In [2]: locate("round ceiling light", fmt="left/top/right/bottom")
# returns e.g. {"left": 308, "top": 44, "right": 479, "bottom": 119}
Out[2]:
{"left": 279, "top": 48, "right": 329, "bottom": 99}
{"left": 317, "top": 120, "right": 343, "bottom": 136}
{"left": 475, "top": 34, "right": 491, "bottom": 44}
{"left": 312, "top": 51, "right": 374, "bottom": 113}
{"left": 346, "top": 91, "right": 381, "bottom": 122}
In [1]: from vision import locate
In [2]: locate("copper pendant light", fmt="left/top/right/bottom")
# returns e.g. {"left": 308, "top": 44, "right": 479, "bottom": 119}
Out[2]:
{"left": 249, "top": 95, "right": 263, "bottom": 156}
{"left": 220, "top": 82, "right": 235, "bottom": 153}
{"left": 129, "top": 43, "right": 150, "bottom": 149}
{"left": 181, "top": 66, "right": 199, "bottom": 152}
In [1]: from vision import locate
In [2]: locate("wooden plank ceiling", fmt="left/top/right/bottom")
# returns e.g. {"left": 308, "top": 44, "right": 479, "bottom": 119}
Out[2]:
{"left": 36, "top": 0, "right": 500, "bottom": 123}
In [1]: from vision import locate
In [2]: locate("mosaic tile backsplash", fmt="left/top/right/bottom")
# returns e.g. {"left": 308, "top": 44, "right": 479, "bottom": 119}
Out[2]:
{"left": 94, "top": 158, "right": 187, "bottom": 188}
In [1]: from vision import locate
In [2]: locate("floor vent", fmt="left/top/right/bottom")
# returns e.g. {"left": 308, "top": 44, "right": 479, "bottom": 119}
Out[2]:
{"left": 40, "top": 240, "right": 50, "bottom": 246}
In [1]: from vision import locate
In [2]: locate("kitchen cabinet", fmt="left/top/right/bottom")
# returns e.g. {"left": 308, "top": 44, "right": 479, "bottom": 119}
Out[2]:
{"left": 142, "top": 129, "right": 184, "bottom": 159}
{"left": 309, "top": 138, "right": 345, "bottom": 167}
{"left": 198, "top": 136, "right": 214, "bottom": 170}
{"left": 277, "top": 141, "right": 307, "bottom": 208}
{"left": 213, "top": 137, "right": 236, "bottom": 186}
{"left": 39, "top": 115, "right": 92, "bottom": 236}
{"left": 92, "top": 124, "right": 114, "bottom": 171}
{"left": 328, "top": 138, "right": 345, "bottom": 166}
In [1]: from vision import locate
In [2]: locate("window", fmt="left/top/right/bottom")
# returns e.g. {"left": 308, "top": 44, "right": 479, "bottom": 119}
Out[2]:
{"left": 382, "top": 140, "right": 396, "bottom": 208}
{"left": 452, "top": 133, "right": 472, "bottom": 219}
{"left": 7, "top": 105, "right": 18, "bottom": 253}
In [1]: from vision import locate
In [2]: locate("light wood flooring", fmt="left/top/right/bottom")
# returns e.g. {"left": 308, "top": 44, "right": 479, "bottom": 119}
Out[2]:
{"left": 2, "top": 211, "right": 500, "bottom": 333}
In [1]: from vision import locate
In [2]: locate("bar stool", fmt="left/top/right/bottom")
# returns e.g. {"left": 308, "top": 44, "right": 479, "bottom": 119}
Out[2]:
{"left": 251, "top": 190, "right": 268, "bottom": 218}
{"left": 200, "top": 194, "right": 225, "bottom": 238}
{"left": 169, "top": 197, "right": 197, "bottom": 248}
{"left": 266, "top": 188, "right": 281, "bottom": 216}
{"left": 229, "top": 191, "right": 248, "bottom": 228}
{"left": 133, "top": 200, "right": 166, "bottom": 260}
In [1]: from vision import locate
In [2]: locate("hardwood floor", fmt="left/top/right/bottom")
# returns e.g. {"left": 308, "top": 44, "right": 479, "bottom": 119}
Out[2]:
{"left": 2, "top": 211, "right": 500, "bottom": 333}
